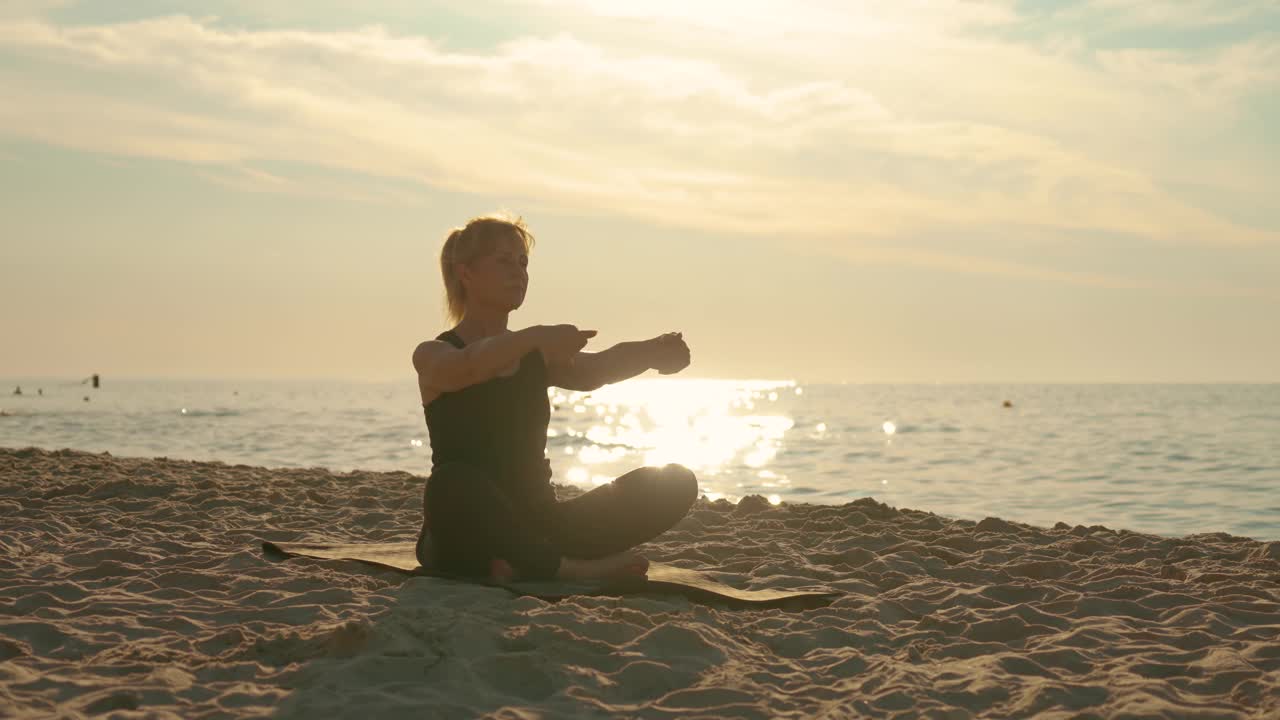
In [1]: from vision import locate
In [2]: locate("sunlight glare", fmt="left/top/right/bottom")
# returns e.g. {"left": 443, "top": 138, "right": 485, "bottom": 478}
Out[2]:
{"left": 570, "top": 378, "right": 796, "bottom": 478}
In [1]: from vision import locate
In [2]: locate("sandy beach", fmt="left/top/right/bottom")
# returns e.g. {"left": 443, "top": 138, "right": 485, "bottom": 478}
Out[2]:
{"left": 2, "top": 445, "right": 1277, "bottom": 718}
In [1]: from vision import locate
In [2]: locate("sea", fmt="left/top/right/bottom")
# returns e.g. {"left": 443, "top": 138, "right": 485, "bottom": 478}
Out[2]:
{"left": 2, "top": 378, "right": 1277, "bottom": 542}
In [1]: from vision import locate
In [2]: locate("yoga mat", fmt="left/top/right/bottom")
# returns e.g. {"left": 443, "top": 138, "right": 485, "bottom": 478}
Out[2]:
{"left": 261, "top": 540, "right": 840, "bottom": 609}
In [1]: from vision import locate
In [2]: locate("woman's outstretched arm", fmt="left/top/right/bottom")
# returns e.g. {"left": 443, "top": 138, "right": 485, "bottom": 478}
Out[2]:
{"left": 415, "top": 327, "right": 544, "bottom": 393}
{"left": 547, "top": 332, "right": 690, "bottom": 391}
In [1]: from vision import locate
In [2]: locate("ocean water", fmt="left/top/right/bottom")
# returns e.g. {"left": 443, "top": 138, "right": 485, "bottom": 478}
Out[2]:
{"left": 2, "top": 378, "right": 1277, "bottom": 541}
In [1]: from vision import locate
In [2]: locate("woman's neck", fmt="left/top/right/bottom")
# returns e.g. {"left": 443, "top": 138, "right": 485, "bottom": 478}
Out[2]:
{"left": 454, "top": 307, "right": 510, "bottom": 343}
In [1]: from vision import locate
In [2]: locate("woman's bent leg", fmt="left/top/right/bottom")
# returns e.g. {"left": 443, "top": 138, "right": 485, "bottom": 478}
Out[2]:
{"left": 548, "top": 463, "right": 698, "bottom": 560}
{"left": 420, "top": 461, "right": 562, "bottom": 580}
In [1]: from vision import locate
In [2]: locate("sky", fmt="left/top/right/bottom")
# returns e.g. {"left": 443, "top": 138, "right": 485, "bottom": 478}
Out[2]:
{"left": 1, "top": 0, "right": 1278, "bottom": 383}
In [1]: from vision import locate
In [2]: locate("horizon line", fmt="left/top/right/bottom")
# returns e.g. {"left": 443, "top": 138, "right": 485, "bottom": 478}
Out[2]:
{"left": 3, "top": 375, "right": 1279, "bottom": 386}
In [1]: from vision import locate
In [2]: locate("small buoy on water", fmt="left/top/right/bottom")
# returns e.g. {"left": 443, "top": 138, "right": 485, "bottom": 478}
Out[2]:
{"left": 1003, "top": 400, "right": 1013, "bottom": 408}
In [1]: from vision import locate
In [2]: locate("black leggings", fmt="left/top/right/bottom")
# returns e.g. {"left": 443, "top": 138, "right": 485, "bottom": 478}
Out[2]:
{"left": 418, "top": 461, "right": 699, "bottom": 581}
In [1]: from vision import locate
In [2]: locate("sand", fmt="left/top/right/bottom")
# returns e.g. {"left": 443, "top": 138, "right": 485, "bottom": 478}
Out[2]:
{"left": 1, "top": 446, "right": 1278, "bottom": 719}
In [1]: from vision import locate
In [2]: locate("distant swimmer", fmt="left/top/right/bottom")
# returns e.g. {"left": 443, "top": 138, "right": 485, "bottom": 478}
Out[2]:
{"left": 1003, "top": 400, "right": 1013, "bottom": 408}
{"left": 83, "top": 396, "right": 90, "bottom": 402}
{"left": 12, "top": 386, "right": 21, "bottom": 395}
{"left": 38, "top": 388, "right": 43, "bottom": 396}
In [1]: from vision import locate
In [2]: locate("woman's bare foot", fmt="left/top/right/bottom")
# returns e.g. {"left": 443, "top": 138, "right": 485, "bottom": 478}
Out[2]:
{"left": 557, "top": 551, "right": 649, "bottom": 582}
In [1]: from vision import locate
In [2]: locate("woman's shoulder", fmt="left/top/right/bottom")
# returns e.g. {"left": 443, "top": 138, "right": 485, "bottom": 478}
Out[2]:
{"left": 436, "top": 329, "right": 464, "bottom": 347}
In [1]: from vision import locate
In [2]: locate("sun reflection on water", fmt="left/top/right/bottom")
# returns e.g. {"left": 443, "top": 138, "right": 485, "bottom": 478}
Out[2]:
{"left": 548, "top": 378, "right": 797, "bottom": 502}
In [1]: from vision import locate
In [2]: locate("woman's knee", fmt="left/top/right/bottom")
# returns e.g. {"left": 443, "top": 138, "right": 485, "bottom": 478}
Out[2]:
{"left": 659, "top": 463, "right": 699, "bottom": 512}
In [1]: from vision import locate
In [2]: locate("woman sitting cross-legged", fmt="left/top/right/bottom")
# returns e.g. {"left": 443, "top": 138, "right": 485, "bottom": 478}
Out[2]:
{"left": 412, "top": 213, "right": 697, "bottom": 583}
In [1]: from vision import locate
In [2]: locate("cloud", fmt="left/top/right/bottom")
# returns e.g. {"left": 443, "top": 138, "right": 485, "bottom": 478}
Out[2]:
{"left": 0, "top": 4, "right": 1275, "bottom": 282}
{"left": 1096, "top": 38, "right": 1280, "bottom": 105}
{"left": 528, "top": 0, "right": 1021, "bottom": 39}
{"left": 1059, "top": 0, "right": 1280, "bottom": 29}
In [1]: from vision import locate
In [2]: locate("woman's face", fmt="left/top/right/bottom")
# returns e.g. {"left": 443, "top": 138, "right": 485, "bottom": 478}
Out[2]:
{"left": 461, "top": 235, "right": 528, "bottom": 311}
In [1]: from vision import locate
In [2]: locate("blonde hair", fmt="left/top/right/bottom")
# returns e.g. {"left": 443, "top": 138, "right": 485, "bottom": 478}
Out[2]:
{"left": 440, "top": 213, "right": 536, "bottom": 324}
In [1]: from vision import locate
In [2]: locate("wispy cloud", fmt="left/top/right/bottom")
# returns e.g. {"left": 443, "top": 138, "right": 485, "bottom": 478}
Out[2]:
{"left": 0, "top": 2, "right": 1276, "bottom": 292}
{"left": 528, "top": 0, "right": 1022, "bottom": 38}
{"left": 1096, "top": 39, "right": 1280, "bottom": 105}
{"left": 1059, "top": 0, "right": 1280, "bottom": 29}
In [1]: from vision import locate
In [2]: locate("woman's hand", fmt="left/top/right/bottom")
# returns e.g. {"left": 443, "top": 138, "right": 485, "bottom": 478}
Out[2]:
{"left": 649, "top": 332, "right": 690, "bottom": 375}
{"left": 538, "top": 324, "right": 597, "bottom": 366}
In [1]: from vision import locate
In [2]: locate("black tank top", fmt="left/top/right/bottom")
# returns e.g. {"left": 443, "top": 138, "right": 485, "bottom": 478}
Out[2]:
{"left": 422, "top": 329, "right": 555, "bottom": 511}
